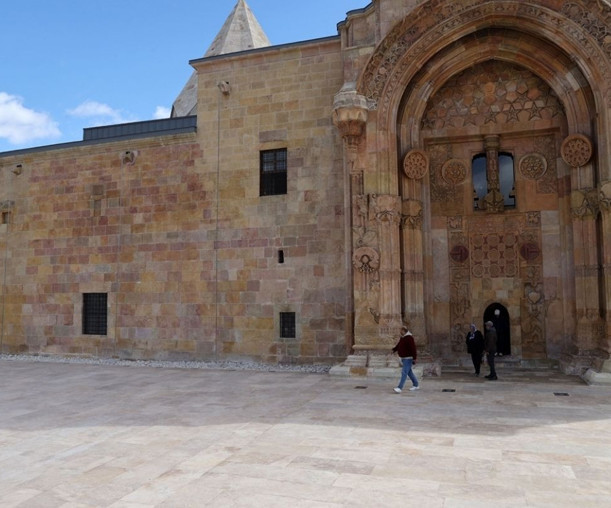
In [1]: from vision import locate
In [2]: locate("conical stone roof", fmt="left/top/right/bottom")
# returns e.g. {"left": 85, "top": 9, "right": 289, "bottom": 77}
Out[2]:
{"left": 171, "top": 0, "right": 271, "bottom": 117}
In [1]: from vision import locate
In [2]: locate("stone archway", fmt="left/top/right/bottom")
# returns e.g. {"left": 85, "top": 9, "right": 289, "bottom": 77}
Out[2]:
{"left": 359, "top": 1, "right": 607, "bottom": 366}
{"left": 484, "top": 303, "right": 511, "bottom": 356}
{"left": 336, "top": 0, "right": 611, "bottom": 374}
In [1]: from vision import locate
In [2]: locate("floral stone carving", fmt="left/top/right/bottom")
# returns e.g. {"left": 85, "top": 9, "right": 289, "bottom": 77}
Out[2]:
{"left": 561, "top": 134, "right": 593, "bottom": 168}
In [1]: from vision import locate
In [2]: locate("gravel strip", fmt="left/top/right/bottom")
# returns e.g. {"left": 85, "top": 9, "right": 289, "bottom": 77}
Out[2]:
{"left": 0, "top": 354, "right": 331, "bottom": 374}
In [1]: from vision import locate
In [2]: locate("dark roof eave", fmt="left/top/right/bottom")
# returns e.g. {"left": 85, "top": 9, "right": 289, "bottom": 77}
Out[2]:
{"left": 0, "top": 126, "right": 197, "bottom": 159}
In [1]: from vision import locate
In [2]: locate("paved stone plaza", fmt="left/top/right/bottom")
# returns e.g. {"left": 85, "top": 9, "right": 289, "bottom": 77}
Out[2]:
{"left": 1, "top": 358, "right": 610, "bottom": 507}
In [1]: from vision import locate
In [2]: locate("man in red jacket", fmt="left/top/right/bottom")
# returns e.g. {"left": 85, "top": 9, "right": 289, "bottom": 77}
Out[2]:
{"left": 391, "top": 326, "right": 420, "bottom": 393}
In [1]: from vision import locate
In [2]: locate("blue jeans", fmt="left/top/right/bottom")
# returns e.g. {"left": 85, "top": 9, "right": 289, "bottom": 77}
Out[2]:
{"left": 398, "top": 358, "right": 419, "bottom": 389}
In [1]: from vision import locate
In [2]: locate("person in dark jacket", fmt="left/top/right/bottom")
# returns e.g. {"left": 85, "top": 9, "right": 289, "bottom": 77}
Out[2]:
{"left": 484, "top": 320, "right": 498, "bottom": 380}
{"left": 391, "top": 326, "right": 420, "bottom": 393}
{"left": 465, "top": 323, "right": 485, "bottom": 376}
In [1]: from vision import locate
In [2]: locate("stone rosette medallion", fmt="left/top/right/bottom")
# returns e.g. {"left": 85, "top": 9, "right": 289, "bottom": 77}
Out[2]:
{"left": 403, "top": 149, "right": 429, "bottom": 180}
{"left": 561, "top": 134, "right": 593, "bottom": 168}
{"left": 519, "top": 153, "right": 547, "bottom": 180}
{"left": 441, "top": 158, "right": 467, "bottom": 185}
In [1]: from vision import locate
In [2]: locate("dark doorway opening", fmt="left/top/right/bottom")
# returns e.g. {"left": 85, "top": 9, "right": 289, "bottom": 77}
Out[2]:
{"left": 484, "top": 303, "right": 511, "bottom": 356}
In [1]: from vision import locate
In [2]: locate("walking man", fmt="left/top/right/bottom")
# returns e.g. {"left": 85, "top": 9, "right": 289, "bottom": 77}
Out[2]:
{"left": 392, "top": 326, "right": 420, "bottom": 393}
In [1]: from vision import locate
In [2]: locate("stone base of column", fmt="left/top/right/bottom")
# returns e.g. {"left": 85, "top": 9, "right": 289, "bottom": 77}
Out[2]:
{"left": 583, "top": 359, "right": 611, "bottom": 385}
{"left": 328, "top": 347, "right": 441, "bottom": 378}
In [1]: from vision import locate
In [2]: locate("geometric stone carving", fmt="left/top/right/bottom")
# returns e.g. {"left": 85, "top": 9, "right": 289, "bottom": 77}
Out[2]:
{"left": 403, "top": 149, "right": 429, "bottom": 180}
{"left": 519, "top": 242, "right": 541, "bottom": 262}
{"left": 449, "top": 244, "right": 469, "bottom": 263}
{"left": 561, "top": 134, "right": 593, "bottom": 168}
{"left": 401, "top": 198, "right": 423, "bottom": 229}
{"left": 441, "top": 158, "right": 467, "bottom": 185}
{"left": 519, "top": 153, "right": 547, "bottom": 180}
{"left": 470, "top": 232, "right": 518, "bottom": 278}
{"left": 421, "top": 61, "right": 564, "bottom": 130}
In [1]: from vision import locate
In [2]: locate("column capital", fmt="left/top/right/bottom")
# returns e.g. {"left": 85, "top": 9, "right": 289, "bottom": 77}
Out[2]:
{"left": 571, "top": 188, "right": 599, "bottom": 219}
{"left": 332, "top": 86, "right": 369, "bottom": 142}
{"left": 599, "top": 181, "right": 611, "bottom": 214}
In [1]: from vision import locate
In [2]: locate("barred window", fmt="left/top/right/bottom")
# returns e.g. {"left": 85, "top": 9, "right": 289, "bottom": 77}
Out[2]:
{"left": 280, "top": 312, "right": 296, "bottom": 339}
{"left": 83, "top": 293, "right": 108, "bottom": 335}
{"left": 260, "top": 149, "right": 287, "bottom": 196}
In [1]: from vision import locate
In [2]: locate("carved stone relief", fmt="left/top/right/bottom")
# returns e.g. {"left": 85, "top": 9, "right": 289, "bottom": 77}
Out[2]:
{"left": 571, "top": 188, "right": 599, "bottom": 219}
{"left": 441, "top": 159, "right": 467, "bottom": 185}
{"left": 401, "top": 199, "right": 423, "bottom": 230}
{"left": 445, "top": 214, "right": 548, "bottom": 357}
{"left": 428, "top": 144, "right": 460, "bottom": 214}
{"left": 359, "top": 0, "right": 611, "bottom": 113}
{"left": 422, "top": 61, "right": 564, "bottom": 131}
{"left": 561, "top": 134, "right": 593, "bottom": 168}
{"left": 528, "top": 135, "right": 557, "bottom": 195}
{"left": 599, "top": 181, "right": 611, "bottom": 212}
{"left": 353, "top": 246, "right": 380, "bottom": 274}
{"left": 448, "top": 230, "right": 471, "bottom": 352}
{"left": 403, "top": 149, "right": 429, "bottom": 180}
{"left": 470, "top": 231, "right": 518, "bottom": 278}
{"left": 519, "top": 225, "right": 546, "bottom": 358}
{"left": 519, "top": 153, "right": 547, "bottom": 180}
{"left": 369, "top": 194, "right": 402, "bottom": 225}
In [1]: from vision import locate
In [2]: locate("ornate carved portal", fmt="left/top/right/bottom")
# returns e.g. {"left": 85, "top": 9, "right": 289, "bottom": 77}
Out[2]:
{"left": 335, "top": 0, "right": 609, "bottom": 370}
{"left": 417, "top": 60, "right": 572, "bottom": 362}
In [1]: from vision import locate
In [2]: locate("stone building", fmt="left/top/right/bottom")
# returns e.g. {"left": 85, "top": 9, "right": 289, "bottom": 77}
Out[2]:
{"left": 1, "top": 0, "right": 611, "bottom": 379}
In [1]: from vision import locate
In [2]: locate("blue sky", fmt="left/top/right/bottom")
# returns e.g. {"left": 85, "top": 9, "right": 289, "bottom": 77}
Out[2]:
{"left": 0, "top": 0, "right": 365, "bottom": 154}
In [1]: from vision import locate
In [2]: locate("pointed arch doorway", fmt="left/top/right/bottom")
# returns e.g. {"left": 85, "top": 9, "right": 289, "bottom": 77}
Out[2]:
{"left": 483, "top": 303, "right": 511, "bottom": 356}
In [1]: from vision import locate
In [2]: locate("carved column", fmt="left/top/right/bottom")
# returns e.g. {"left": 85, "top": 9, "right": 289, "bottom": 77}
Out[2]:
{"left": 332, "top": 88, "right": 370, "bottom": 350}
{"left": 564, "top": 134, "right": 604, "bottom": 357}
{"left": 483, "top": 135, "right": 505, "bottom": 212}
{"left": 370, "top": 194, "right": 403, "bottom": 338}
{"left": 599, "top": 181, "right": 611, "bottom": 357}
{"left": 401, "top": 150, "right": 428, "bottom": 344}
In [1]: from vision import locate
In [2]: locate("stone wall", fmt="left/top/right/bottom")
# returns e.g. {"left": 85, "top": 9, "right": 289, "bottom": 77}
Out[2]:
{"left": 0, "top": 38, "right": 350, "bottom": 365}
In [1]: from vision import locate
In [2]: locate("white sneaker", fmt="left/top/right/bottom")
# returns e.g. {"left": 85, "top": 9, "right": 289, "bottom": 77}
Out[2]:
{"left": 409, "top": 386, "right": 420, "bottom": 391}
{"left": 393, "top": 387, "right": 402, "bottom": 393}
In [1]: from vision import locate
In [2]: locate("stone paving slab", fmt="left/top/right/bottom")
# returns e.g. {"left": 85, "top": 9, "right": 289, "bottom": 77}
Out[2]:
{"left": 1, "top": 359, "right": 610, "bottom": 507}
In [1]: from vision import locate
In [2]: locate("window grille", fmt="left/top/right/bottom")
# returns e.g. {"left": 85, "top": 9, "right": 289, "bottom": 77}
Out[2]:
{"left": 472, "top": 152, "right": 515, "bottom": 209}
{"left": 280, "top": 312, "right": 296, "bottom": 338}
{"left": 83, "top": 293, "right": 108, "bottom": 335}
{"left": 260, "top": 149, "right": 287, "bottom": 196}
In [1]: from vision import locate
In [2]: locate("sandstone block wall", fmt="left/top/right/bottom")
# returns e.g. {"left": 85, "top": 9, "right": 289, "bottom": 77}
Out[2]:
{"left": 0, "top": 38, "right": 349, "bottom": 364}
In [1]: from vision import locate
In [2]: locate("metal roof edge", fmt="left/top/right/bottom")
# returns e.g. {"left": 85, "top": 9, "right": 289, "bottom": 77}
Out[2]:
{"left": 189, "top": 35, "right": 340, "bottom": 66}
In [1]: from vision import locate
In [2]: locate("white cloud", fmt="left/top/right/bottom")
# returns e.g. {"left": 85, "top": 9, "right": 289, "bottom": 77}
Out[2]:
{"left": 0, "top": 92, "right": 61, "bottom": 145}
{"left": 67, "top": 100, "right": 134, "bottom": 125}
{"left": 153, "top": 106, "right": 171, "bottom": 119}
